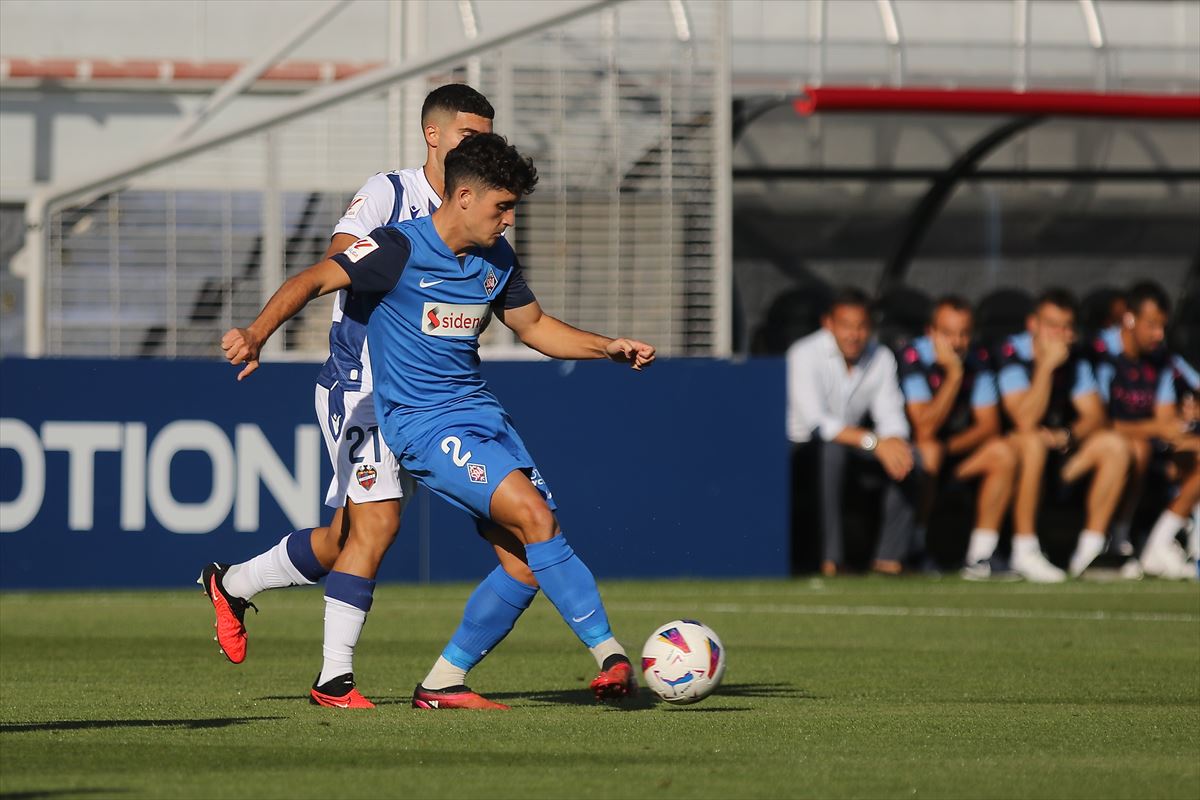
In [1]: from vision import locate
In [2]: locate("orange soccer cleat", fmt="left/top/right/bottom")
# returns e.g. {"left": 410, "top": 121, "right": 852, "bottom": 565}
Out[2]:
{"left": 310, "top": 673, "right": 376, "bottom": 709}
{"left": 590, "top": 654, "right": 637, "bottom": 702}
{"left": 198, "top": 562, "right": 256, "bottom": 664}
{"left": 411, "top": 684, "right": 510, "bottom": 710}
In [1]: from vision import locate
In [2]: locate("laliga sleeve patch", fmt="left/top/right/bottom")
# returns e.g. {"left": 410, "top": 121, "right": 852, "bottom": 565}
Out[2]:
{"left": 343, "top": 236, "right": 379, "bottom": 263}
{"left": 344, "top": 195, "right": 367, "bottom": 219}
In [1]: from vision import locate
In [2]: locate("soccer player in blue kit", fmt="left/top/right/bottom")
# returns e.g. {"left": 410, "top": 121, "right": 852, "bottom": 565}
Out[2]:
{"left": 222, "top": 132, "right": 655, "bottom": 705}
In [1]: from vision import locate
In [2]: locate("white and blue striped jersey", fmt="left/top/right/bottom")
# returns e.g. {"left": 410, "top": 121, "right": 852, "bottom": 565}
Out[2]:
{"left": 320, "top": 167, "right": 441, "bottom": 394}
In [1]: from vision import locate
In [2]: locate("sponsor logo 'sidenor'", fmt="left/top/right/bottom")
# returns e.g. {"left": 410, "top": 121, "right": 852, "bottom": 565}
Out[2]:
{"left": 421, "top": 302, "right": 490, "bottom": 337}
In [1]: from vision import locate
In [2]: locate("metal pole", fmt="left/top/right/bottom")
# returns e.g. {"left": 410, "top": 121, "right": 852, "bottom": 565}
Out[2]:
{"left": 170, "top": 0, "right": 354, "bottom": 144}
{"left": 261, "top": 131, "right": 284, "bottom": 359}
{"left": 713, "top": 0, "right": 733, "bottom": 358}
{"left": 21, "top": 0, "right": 625, "bottom": 357}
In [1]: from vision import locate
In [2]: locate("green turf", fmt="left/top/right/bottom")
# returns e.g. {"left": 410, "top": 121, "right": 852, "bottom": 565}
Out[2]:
{"left": 2, "top": 578, "right": 1198, "bottom": 799}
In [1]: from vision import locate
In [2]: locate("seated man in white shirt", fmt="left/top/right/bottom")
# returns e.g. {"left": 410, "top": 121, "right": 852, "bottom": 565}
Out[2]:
{"left": 786, "top": 288, "right": 919, "bottom": 576}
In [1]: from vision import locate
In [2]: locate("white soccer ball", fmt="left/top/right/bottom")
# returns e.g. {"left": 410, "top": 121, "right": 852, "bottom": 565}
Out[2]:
{"left": 641, "top": 619, "right": 726, "bottom": 705}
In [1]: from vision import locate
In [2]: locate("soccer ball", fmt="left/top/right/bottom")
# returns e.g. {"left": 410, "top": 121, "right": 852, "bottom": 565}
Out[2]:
{"left": 640, "top": 619, "right": 726, "bottom": 705}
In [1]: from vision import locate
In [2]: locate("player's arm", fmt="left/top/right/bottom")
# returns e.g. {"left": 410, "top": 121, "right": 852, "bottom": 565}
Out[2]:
{"left": 946, "top": 403, "right": 1001, "bottom": 455}
{"left": 222, "top": 258, "right": 351, "bottom": 380}
{"left": 907, "top": 339, "right": 963, "bottom": 440}
{"left": 1001, "top": 365, "right": 1053, "bottom": 433}
{"left": 323, "top": 232, "right": 359, "bottom": 260}
{"left": 499, "top": 300, "right": 655, "bottom": 369}
{"left": 1114, "top": 404, "right": 1185, "bottom": 442}
{"left": 1070, "top": 392, "right": 1107, "bottom": 441}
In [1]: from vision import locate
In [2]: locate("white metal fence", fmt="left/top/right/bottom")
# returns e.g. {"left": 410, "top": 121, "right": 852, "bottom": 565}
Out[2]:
{"left": 37, "top": 0, "right": 728, "bottom": 360}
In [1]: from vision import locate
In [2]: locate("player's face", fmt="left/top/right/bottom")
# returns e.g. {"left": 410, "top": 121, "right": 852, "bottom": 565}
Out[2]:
{"left": 430, "top": 112, "right": 494, "bottom": 167}
{"left": 823, "top": 304, "right": 870, "bottom": 363}
{"left": 465, "top": 186, "right": 518, "bottom": 247}
{"left": 1127, "top": 300, "right": 1167, "bottom": 354}
{"left": 929, "top": 307, "right": 972, "bottom": 357}
{"left": 1030, "top": 303, "right": 1076, "bottom": 346}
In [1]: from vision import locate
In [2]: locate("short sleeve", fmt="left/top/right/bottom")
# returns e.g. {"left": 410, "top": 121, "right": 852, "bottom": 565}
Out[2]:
{"left": 333, "top": 174, "right": 398, "bottom": 239}
{"left": 496, "top": 257, "right": 537, "bottom": 310}
{"left": 1095, "top": 362, "right": 1114, "bottom": 403}
{"left": 1156, "top": 368, "right": 1177, "bottom": 405}
{"left": 997, "top": 364, "right": 1031, "bottom": 397}
{"left": 1072, "top": 359, "right": 1098, "bottom": 399}
{"left": 331, "top": 227, "right": 411, "bottom": 295}
{"left": 901, "top": 373, "right": 932, "bottom": 404}
{"left": 971, "top": 371, "right": 999, "bottom": 408}
{"left": 895, "top": 344, "right": 931, "bottom": 403}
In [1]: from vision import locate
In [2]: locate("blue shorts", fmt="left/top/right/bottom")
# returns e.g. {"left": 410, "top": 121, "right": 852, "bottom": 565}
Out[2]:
{"left": 384, "top": 393, "right": 556, "bottom": 520}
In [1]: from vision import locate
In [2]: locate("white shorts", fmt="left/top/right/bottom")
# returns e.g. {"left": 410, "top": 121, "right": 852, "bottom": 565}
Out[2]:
{"left": 314, "top": 384, "right": 416, "bottom": 508}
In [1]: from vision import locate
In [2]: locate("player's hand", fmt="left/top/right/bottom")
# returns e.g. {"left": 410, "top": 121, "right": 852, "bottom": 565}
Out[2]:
{"left": 1039, "top": 426, "right": 1070, "bottom": 452}
{"left": 606, "top": 338, "right": 656, "bottom": 371}
{"left": 875, "top": 437, "right": 914, "bottom": 481}
{"left": 221, "top": 326, "right": 263, "bottom": 381}
{"left": 1035, "top": 335, "right": 1070, "bottom": 369}
{"left": 932, "top": 333, "right": 962, "bottom": 374}
{"left": 1173, "top": 434, "right": 1200, "bottom": 453}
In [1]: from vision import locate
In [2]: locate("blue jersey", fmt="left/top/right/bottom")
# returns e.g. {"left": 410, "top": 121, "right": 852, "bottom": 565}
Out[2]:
{"left": 330, "top": 215, "right": 545, "bottom": 520}
{"left": 994, "top": 332, "right": 1098, "bottom": 428}
{"left": 331, "top": 215, "right": 534, "bottom": 407}
{"left": 895, "top": 335, "right": 998, "bottom": 437}
{"left": 1091, "top": 327, "right": 1176, "bottom": 421}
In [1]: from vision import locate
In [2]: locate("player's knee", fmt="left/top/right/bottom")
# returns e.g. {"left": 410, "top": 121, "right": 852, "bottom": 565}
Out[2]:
{"left": 987, "top": 439, "right": 1019, "bottom": 474}
{"left": 1012, "top": 430, "right": 1043, "bottom": 457}
{"left": 509, "top": 498, "right": 557, "bottom": 544}
{"left": 916, "top": 440, "right": 943, "bottom": 475}
{"left": 1093, "top": 431, "right": 1129, "bottom": 467}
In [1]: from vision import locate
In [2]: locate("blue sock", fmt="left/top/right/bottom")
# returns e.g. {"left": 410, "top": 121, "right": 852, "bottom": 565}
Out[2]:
{"left": 442, "top": 566, "right": 539, "bottom": 670}
{"left": 285, "top": 528, "right": 329, "bottom": 582}
{"left": 525, "top": 534, "right": 613, "bottom": 647}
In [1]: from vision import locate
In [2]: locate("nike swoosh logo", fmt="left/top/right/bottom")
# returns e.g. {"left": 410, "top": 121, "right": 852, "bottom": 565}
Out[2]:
{"left": 572, "top": 610, "right": 597, "bottom": 623}
{"left": 419, "top": 277, "right": 445, "bottom": 288}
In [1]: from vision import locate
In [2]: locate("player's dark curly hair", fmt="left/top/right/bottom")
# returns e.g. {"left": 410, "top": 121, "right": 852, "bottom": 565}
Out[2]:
{"left": 443, "top": 133, "right": 539, "bottom": 198}
{"left": 421, "top": 83, "right": 494, "bottom": 122}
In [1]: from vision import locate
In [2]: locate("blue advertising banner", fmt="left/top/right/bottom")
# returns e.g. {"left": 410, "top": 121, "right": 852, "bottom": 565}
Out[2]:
{"left": 0, "top": 357, "right": 788, "bottom": 589}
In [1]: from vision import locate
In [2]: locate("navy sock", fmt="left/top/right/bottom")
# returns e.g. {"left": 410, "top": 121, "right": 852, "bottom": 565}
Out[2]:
{"left": 325, "top": 570, "right": 375, "bottom": 612}
{"left": 442, "top": 566, "right": 538, "bottom": 670}
{"left": 285, "top": 528, "right": 329, "bottom": 582}
{"left": 525, "top": 534, "right": 613, "bottom": 647}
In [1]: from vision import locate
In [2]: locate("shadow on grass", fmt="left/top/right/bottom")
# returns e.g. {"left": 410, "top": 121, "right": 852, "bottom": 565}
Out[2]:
{"left": 1, "top": 790, "right": 130, "bottom": 799}
{"left": 490, "top": 682, "right": 817, "bottom": 710}
{"left": 0, "top": 717, "right": 284, "bottom": 734}
{"left": 255, "top": 683, "right": 816, "bottom": 711}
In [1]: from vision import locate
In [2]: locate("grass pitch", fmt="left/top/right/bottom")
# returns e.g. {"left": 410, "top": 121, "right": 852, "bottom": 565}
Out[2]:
{"left": 2, "top": 577, "right": 1198, "bottom": 799}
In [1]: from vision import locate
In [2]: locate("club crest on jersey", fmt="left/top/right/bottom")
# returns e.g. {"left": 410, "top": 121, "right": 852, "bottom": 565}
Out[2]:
{"left": 484, "top": 268, "right": 498, "bottom": 295}
{"left": 355, "top": 465, "right": 377, "bottom": 490}
{"left": 343, "top": 195, "right": 367, "bottom": 219}
{"left": 421, "top": 302, "right": 490, "bottom": 337}
{"left": 467, "top": 463, "right": 488, "bottom": 484}
{"left": 343, "top": 236, "right": 378, "bottom": 263}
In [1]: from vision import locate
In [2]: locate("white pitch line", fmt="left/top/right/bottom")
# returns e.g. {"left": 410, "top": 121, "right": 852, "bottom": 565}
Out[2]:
{"left": 609, "top": 601, "right": 1200, "bottom": 624}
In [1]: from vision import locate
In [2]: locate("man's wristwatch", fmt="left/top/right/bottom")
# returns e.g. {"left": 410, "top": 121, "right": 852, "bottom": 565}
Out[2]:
{"left": 860, "top": 432, "right": 879, "bottom": 452}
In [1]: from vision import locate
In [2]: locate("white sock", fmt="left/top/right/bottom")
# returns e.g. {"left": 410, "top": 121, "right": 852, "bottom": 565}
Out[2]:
{"left": 1012, "top": 534, "right": 1041, "bottom": 560}
{"left": 223, "top": 535, "right": 316, "bottom": 601}
{"left": 1188, "top": 506, "right": 1199, "bottom": 560}
{"left": 422, "top": 657, "right": 468, "bottom": 691}
{"left": 318, "top": 597, "right": 367, "bottom": 685}
{"left": 1069, "top": 530, "right": 1107, "bottom": 576}
{"left": 1144, "top": 511, "right": 1186, "bottom": 556}
{"left": 588, "top": 637, "right": 626, "bottom": 669}
{"left": 965, "top": 529, "right": 1000, "bottom": 565}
